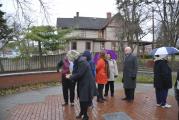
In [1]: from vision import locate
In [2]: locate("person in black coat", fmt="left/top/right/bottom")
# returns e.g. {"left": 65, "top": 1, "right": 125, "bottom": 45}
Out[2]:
{"left": 154, "top": 54, "right": 172, "bottom": 108}
{"left": 67, "top": 56, "right": 97, "bottom": 120}
{"left": 174, "top": 70, "right": 179, "bottom": 119}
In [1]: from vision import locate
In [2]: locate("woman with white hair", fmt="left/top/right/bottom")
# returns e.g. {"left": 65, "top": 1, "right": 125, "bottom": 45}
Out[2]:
{"left": 153, "top": 54, "right": 172, "bottom": 108}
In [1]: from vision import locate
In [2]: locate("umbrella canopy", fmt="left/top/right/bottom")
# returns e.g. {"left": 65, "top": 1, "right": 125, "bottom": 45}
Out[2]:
{"left": 93, "top": 49, "right": 117, "bottom": 64}
{"left": 150, "top": 47, "right": 179, "bottom": 56}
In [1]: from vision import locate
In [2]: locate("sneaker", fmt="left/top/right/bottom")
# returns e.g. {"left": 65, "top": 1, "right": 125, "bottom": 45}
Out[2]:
{"left": 71, "top": 103, "right": 74, "bottom": 106}
{"left": 161, "top": 104, "right": 172, "bottom": 108}
{"left": 62, "top": 103, "right": 68, "bottom": 106}
{"left": 156, "top": 104, "right": 160, "bottom": 106}
{"left": 121, "top": 97, "right": 128, "bottom": 100}
{"left": 76, "top": 113, "right": 82, "bottom": 119}
{"left": 89, "top": 105, "right": 94, "bottom": 109}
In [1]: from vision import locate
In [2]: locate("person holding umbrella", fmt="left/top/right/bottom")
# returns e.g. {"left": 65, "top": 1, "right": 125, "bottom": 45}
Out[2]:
{"left": 174, "top": 70, "right": 179, "bottom": 119}
{"left": 153, "top": 54, "right": 172, "bottom": 108}
{"left": 150, "top": 46, "right": 179, "bottom": 108}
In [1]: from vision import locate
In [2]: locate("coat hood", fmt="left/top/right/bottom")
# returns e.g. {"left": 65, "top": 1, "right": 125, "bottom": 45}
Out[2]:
{"left": 82, "top": 50, "right": 92, "bottom": 61}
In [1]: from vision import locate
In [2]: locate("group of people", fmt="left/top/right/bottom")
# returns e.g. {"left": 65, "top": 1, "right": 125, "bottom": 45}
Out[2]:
{"left": 56, "top": 46, "right": 179, "bottom": 120}
{"left": 56, "top": 50, "right": 119, "bottom": 120}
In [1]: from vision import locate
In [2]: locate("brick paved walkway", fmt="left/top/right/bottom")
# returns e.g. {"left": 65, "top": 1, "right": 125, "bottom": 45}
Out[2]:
{"left": 7, "top": 90, "right": 177, "bottom": 120}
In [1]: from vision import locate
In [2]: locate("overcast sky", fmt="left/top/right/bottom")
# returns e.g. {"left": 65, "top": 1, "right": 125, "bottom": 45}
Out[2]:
{"left": 1, "top": 0, "right": 153, "bottom": 41}
{"left": 1, "top": 0, "right": 118, "bottom": 25}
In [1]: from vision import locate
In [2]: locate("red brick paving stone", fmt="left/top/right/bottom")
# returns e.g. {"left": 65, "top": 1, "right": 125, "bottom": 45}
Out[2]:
{"left": 7, "top": 90, "right": 178, "bottom": 120}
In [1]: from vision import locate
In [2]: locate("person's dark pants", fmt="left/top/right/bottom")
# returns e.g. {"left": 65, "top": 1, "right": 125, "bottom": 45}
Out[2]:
{"left": 124, "top": 88, "right": 135, "bottom": 100}
{"left": 79, "top": 101, "right": 89, "bottom": 118}
{"left": 105, "top": 81, "right": 114, "bottom": 96}
{"left": 155, "top": 89, "right": 168, "bottom": 106}
{"left": 88, "top": 100, "right": 93, "bottom": 106}
{"left": 177, "top": 101, "right": 179, "bottom": 120}
{"left": 62, "top": 75, "right": 75, "bottom": 103}
{"left": 97, "top": 84, "right": 104, "bottom": 100}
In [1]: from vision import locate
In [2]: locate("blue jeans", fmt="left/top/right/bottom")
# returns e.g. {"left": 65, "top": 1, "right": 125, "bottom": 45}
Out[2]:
{"left": 155, "top": 89, "right": 168, "bottom": 106}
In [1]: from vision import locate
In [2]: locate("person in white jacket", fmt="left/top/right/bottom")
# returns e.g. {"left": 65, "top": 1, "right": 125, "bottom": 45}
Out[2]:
{"left": 104, "top": 53, "right": 118, "bottom": 97}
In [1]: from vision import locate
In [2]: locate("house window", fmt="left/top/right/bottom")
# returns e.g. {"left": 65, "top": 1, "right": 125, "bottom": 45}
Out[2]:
{"left": 98, "top": 31, "right": 102, "bottom": 38}
{"left": 100, "top": 42, "right": 105, "bottom": 50}
{"left": 80, "top": 31, "right": 86, "bottom": 38}
{"left": 112, "top": 42, "right": 116, "bottom": 50}
{"left": 71, "top": 42, "right": 77, "bottom": 50}
{"left": 86, "top": 42, "right": 91, "bottom": 50}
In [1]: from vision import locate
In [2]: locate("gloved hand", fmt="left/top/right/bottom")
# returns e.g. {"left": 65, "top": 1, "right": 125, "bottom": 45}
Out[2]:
{"left": 131, "top": 76, "right": 136, "bottom": 80}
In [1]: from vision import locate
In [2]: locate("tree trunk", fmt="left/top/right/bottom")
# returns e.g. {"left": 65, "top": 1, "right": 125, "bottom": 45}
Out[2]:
{"left": 0, "top": 58, "right": 4, "bottom": 72}
{"left": 38, "top": 41, "right": 44, "bottom": 70}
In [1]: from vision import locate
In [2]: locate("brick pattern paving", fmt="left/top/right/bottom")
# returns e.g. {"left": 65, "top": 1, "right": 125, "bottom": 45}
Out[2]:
{"left": 7, "top": 90, "right": 177, "bottom": 120}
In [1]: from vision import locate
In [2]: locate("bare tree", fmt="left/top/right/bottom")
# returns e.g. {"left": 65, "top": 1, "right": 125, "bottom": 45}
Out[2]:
{"left": 12, "top": 0, "right": 49, "bottom": 24}
{"left": 116, "top": 0, "right": 149, "bottom": 62}
{"left": 154, "top": 0, "right": 179, "bottom": 47}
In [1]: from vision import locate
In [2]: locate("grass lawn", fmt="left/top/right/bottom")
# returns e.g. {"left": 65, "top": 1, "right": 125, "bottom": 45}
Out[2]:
{"left": 116, "top": 72, "right": 177, "bottom": 84}
{"left": 0, "top": 81, "right": 60, "bottom": 96}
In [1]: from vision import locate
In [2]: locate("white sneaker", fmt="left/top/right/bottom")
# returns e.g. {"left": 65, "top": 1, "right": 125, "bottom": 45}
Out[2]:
{"left": 156, "top": 104, "right": 161, "bottom": 107}
{"left": 161, "top": 104, "right": 172, "bottom": 108}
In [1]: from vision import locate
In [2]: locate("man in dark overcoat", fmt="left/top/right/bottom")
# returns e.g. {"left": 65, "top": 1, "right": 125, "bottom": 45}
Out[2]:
{"left": 122, "top": 47, "right": 138, "bottom": 102}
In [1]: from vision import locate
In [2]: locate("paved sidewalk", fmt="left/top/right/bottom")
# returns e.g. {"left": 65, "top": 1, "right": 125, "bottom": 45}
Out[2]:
{"left": 0, "top": 83, "right": 177, "bottom": 120}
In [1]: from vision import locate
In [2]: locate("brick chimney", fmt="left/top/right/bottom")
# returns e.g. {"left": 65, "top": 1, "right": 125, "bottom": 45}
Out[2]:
{"left": 76, "top": 12, "right": 79, "bottom": 18}
{"left": 107, "top": 12, "right": 111, "bottom": 19}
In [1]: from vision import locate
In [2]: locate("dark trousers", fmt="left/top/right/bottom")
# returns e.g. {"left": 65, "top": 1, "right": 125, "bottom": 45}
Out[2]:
{"left": 97, "top": 84, "right": 104, "bottom": 100}
{"left": 62, "top": 75, "right": 75, "bottom": 103}
{"left": 177, "top": 101, "right": 179, "bottom": 120}
{"left": 124, "top": 88, "right": 135, "bottom": 100}
{"left": 79, "top": 101, "right": 89, "bottom": 117}
{"left": 105, "top": 81, "right": 114, "bottom": 96}
{"left": 155, "top": 89, "right": 168, "bottom": 106}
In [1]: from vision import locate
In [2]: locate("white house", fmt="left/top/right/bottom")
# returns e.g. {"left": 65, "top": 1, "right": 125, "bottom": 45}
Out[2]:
{"left": 56, "top": 12, "right": 149, "bottom": 54}
{"left": 57, "top": 12, "right": 124, "bottom": 53}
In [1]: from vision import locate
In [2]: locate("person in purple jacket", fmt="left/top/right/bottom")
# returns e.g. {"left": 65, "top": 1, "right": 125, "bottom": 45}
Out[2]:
{"left": 57, "top": 55, "right": 75, "bottom": 106}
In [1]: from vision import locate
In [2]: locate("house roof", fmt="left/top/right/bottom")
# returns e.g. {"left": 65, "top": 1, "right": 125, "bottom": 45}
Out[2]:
{"left": 56, "top": 17, "right": 108, "bottom": 30}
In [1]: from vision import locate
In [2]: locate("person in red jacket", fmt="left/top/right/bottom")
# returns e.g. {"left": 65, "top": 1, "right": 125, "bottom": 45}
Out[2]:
{"left": 96, "top": 51, "right": 109, "bottom": 103}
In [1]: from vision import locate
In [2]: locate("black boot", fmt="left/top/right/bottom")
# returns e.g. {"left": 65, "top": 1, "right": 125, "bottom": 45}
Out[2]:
{"left": 82, "top": 115, "right": 89, "bottom": 120}
{"left": 104, "top": 93, "right": 108, "bottom": 97}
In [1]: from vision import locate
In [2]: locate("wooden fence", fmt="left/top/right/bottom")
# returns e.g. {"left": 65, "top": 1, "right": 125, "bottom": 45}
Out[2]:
{"left": 0, "top": 53, "right": 66, "bottom": 73}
